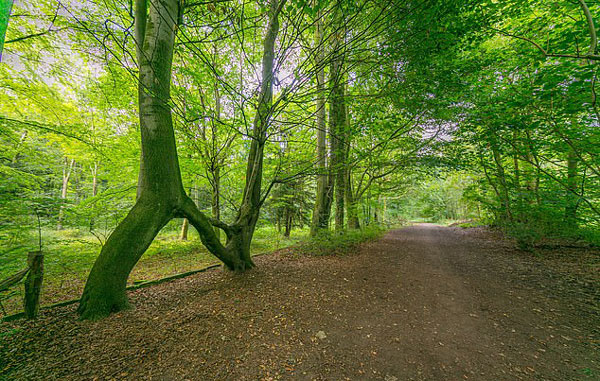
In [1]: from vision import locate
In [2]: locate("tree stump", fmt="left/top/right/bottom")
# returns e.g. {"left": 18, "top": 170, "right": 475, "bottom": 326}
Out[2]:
{"left": 24, "top": 251, "right": 43, "bottom": 319}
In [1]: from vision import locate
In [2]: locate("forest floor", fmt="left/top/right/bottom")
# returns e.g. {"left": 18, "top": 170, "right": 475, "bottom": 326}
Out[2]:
{"left": 1, "top": 224, "right": 599, "bottom": 381}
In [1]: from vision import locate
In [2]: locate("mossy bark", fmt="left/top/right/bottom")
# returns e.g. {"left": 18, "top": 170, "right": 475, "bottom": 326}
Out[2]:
{"left": 330, "top": 31, "right": 347, "bottom": 233}
{"left": 78, "top": 0, "right": 283, "bottom": 319}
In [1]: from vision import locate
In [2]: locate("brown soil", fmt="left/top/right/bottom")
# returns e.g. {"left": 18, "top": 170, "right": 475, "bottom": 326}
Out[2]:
{"left": 1, "top": 224, "right": 599, "bottom": 380}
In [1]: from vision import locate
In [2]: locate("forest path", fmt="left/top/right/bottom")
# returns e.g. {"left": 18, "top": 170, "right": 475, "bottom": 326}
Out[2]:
{"left": 1, "top": 225, "right": 598, "bottom": 380}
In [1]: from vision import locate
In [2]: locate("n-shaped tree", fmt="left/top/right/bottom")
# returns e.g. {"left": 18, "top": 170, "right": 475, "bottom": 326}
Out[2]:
{"left": 77, "top": 0, "right": 285, "bottom": 320}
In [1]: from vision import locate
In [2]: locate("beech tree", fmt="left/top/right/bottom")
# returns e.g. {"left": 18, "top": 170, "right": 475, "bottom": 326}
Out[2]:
{"left": 3, "top": 0, "right": 598, "bottom": 321}
{"left": 78, "top": 0, "right": 285, "bottom": 319}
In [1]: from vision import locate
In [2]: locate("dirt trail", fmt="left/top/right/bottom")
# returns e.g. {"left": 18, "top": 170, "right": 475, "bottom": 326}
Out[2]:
{"left": 1, "top": 224, "right": 598, "bottom": 380}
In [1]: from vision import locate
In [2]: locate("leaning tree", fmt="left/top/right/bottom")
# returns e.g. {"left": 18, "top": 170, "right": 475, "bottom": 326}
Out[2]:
{"left": 77, "top": 0, "right": 285, "bottom": 319}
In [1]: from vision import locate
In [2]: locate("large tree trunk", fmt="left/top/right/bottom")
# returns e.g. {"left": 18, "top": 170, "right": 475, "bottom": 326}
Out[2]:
{"left": 78, "top": 0, "right": 284, "bottom": 320}
{"left": 78, "top": 0, "right": 244, "bottom": 319}
{"left": 310, "top": 11, "right": 331, "bottom": 236}
{"left": 78, "top": 0, "right": 185, "bottom": 319}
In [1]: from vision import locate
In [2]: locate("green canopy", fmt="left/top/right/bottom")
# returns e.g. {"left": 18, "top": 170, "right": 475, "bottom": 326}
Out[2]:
{"left": 0, "top": 0, "right": 14, "bottom": 61}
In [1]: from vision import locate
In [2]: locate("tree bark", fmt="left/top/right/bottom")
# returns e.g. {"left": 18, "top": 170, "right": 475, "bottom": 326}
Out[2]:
{"left": 78, "top": 0, "right": 243, "bottom": 319}
{"left": 512, "top": 130, "right": 523, "bottom": 221}
{"left": 227, "top": 0, "right": 284, "bottom": 268}
{"left": 78, "top": 0, "right": 285, "bottom": 320}
{"left": 78, "top": 0, "right": 185, "bottom": 319}
{"left": 524, "top": 130, "right": 540, "bottom": 206}
{"left": 57, "top": 157, "right": 75, "bottom": 230}
{"left": 180, "top": 218, "right": 189, "bottom": 240}
{"left": 345, "top": 169, "right": 360, "bottom": 229}
{"left": 489, "top": 133, "right": 512, "bottom": 223}
{"left": 284, "top": 207, "right": 292, "bottom": 237}
{"left": 565, "top": 147, "right": 579, "bottom": 224}
{"left": 24, "top": 251, "right": 43, "bottom": 319}
{"left": 329, "top": 15, "right": 347, "bottom": 233}
{"left": 310, "top": 10, "right": 331, "bottom": 236}
{"left": 91, "top": 161, "right": 98, "bottom": 197}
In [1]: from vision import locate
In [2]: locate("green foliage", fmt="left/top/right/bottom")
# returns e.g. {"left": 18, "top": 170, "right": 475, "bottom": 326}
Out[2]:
{"left": 1, "top": 0, "right": 599, "bottom": 318}
{"left": 298, "top": 225, "right": 385, "bottom": 257}
{"left": 507, "top": 222, "right": 541, "bottom": 251}
{"left": 0, "top": 225, "right": 310, "bottom": 315}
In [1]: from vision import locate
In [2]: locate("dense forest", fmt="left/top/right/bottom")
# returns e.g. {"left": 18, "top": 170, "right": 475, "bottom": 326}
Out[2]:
{"left": 0, "top": 0, "right": 599, "bottom": 322}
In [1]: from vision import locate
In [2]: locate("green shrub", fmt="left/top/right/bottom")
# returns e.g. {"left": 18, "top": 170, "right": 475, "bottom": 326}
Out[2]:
{"left": 297, "top": 225, "right": 385, "bottom": 256}
{"left": 508, "top": 222, "right": 540, "bottom": 251}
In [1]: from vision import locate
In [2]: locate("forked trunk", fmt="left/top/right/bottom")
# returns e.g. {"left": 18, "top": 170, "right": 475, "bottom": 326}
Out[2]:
{"left": 78, "top": 0, "right": 284, "bottom": 319}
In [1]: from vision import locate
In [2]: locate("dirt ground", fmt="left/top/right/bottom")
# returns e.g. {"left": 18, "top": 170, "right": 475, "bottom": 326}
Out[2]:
{"left": 1, "top": 224, "right": 598, "bottom": 380}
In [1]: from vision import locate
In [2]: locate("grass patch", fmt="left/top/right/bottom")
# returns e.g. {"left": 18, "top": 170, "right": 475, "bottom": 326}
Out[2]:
{"left": 297, "top": 225, "right": 385, "bottom": 256}
{"left": 0, "top": 225, "right": 309, "bottom": 316}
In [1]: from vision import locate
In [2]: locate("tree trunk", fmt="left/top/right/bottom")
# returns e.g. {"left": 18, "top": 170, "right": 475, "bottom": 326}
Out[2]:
{"left": 383, "top": 197, "right": 387, "bottom": 224}
{"left": 329, "top": 17, "right": 347, "bottom": 233}
{"left": 78, "top": 0, "right": 244, "bottom": 319}
{"left": 180, "top": 187, "right": 193, "bottom": 241}
{"left": 565, "top": 147, "right": 579, "bottom": 224}
{"left": 89, "top": 161, "right": 99, "bottom": 229}
{"left": 78, "top": 0, "right": 185, "bottom": 319}
{"left": 310, "top": 10, "right": 331, "bottom": 236}
{"left": 78, "top": 0, "right": 285, "bottom": 320}
{"left": 211, "top": 165, "right": 221, "bottom": 240}
{"left": 222, "top": 0, "right": 284, "bottom": 269}
{"left": 284, "top": 207, "right": 292, "bottom": 238}
{"left": 211, "top": 44, "right": 222, "bottom": 241}
{"left": 524, "top": 130, "right": 541, "bottom": 206}
{"left": 12, "top": 130, "right": 28, "bottom": 163}
{"left": 276, "top": 211, "right": 282, "bottom": 233}
{"left": 180, "top": 218, "right": 189, "bottom": 240}
{"left": 489, "top": 134, "right": 512, "bottom": 223}
{"left": 91, "top": 161, "right": 98, "bottom": 197}
{"left": 511, "top": 130, "right": 524, "bottom": 221}
{"left": 345, "top": 170, "right": 360, "bottom": 230}
{"left": 373, "top": 194, "right": 379, "bottom": 224}
{"left": 57, "top": 157, "right": 75, "bottom": 230}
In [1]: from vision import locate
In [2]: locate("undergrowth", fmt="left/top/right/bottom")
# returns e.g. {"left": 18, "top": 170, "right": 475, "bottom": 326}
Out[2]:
{"left": 297, "top": 225, "right": 385, "bottom": 256}
{"left": 0, "top": 225, "right": 309, "bottom": 316}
